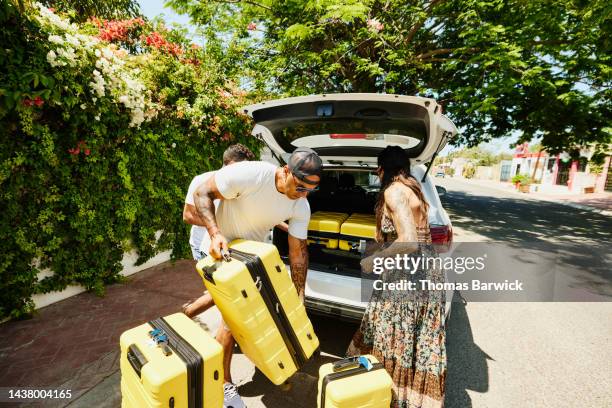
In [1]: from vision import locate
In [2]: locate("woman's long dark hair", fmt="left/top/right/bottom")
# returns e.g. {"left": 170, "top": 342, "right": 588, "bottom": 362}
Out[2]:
{"left": 375, "top": 146, "right": 429, "bottom": 241}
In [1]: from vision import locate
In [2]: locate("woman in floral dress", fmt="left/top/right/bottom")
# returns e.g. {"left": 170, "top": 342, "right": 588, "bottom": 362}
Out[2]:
{"left": 346, "top": 146, "right": 447, "bottom": 408}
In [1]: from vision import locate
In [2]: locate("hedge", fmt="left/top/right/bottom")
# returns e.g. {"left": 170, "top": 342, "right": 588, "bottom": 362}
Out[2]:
{"left": 0, "top": 1, "right": 261, "bottom": 319}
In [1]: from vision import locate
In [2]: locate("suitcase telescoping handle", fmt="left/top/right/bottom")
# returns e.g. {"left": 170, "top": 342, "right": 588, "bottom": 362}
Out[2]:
{"left": 127, "top": 344, "right": 148, "bottom": 378}
{"left": 202, "top": 249, "right": 232, "bottom": 284}
{"left": 220, "top": 249, "right": 232, "bottom": 262}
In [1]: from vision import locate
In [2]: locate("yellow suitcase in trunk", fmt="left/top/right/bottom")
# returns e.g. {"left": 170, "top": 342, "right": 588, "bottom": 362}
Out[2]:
{"left": 339, "top": 213, "right": 377, "bottom": 252}
{"left": 317, "top": 355, "right": 393, "bottom": 408}
{"left": 308, "top": 211, "right": 349, "bottom": 249}
{"left": 196, "top": 239, "right": 320, "bottom": 385}
{"left": 119, "top": 313, "right": 224, "bottom": 408}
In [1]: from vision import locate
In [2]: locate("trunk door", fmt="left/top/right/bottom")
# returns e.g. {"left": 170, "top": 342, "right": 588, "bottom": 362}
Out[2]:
{"left": 242, "top": 93, "right": 457, "bottom": 166}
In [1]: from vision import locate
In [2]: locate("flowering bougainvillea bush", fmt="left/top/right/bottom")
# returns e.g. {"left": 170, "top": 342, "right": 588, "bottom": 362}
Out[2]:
{"left": 0, "top": 1, "right": 260, "bottom": 318}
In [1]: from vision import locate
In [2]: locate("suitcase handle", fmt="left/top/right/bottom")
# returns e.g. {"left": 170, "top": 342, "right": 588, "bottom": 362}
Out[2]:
{"left": 202, "top": 264, "right": 216, "bottom": 284}
{"left": 332, "top": 356, "right": 360, "bottom": 372}
{"left": 332, "top": 356, "right": 373, "bottom": 372}
{"left": 127, "top": 344, "right": 148, "bottom": 378}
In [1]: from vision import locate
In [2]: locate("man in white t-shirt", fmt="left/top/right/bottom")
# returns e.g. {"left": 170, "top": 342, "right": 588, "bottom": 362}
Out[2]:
{"left": 194, "top": 147, "right": 322, "bottom": 408}
{"left": 183, "top": 144, "right": 255, "bottom": 261}
{"left": 182, "top": 144, "right": 255, "bottom": 318}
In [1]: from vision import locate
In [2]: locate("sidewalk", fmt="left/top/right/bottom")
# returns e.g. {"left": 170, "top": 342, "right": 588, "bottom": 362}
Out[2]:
{"left": 450, "top": 178, "right": 612, "bottom": 215}
{"left": 0, "top": 259, "right": 342, "bottom": 408}
{"left": 0, "top": 259, "right": 204, "bottom": 407}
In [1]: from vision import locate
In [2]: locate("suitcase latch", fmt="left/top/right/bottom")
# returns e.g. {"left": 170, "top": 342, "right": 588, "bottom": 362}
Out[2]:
{"left": 254, "top": 276, "right": 263, "bottom": 291}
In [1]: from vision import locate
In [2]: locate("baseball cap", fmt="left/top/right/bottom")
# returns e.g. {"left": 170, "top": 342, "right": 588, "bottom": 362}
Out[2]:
{"left": 283, "top": 147, "right": 323, "bottom": 182}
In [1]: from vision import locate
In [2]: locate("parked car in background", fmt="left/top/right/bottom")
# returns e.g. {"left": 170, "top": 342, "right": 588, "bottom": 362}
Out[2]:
{"left": 243, "top": 93, "right": 458, "bottom": 320}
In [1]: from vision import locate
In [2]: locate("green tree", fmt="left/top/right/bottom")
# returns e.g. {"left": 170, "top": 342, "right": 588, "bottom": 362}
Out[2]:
{"left": 38, "top": 0, "right": 141, "bottom": 21}
{"left": 167, "top": 0, "right": 611, "bottom": 153}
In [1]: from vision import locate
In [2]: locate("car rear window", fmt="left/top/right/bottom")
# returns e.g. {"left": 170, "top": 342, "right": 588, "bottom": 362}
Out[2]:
{"left": 278, "top": 118, "right": 427, "bottom": 152}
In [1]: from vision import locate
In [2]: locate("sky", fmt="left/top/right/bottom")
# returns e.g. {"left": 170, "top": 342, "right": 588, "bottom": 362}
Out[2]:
{"left": 138, "top": 0, "right": 199, "bottom": 40}
{"left": 138, "top": 1, "right": 520, "bottom": 156}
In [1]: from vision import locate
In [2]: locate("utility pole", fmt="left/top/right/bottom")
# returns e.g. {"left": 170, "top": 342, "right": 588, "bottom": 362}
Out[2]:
{"left": 531, "top": 149, "right": 543, "bottom": 182}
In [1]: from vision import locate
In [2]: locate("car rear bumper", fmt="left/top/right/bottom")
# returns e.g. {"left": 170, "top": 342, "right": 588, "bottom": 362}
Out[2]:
{"left": 305, "top": 296, "right": 365, "bottom": 322}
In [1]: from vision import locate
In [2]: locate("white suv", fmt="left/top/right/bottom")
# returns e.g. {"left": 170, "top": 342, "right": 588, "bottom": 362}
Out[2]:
{"left": 243, "top": 93, "right": 457, "bottom": 320}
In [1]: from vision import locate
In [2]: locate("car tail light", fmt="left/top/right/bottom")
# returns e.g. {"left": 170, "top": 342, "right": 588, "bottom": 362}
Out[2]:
{"left": 430, "top": 224, "right": 453, "bottom": 252}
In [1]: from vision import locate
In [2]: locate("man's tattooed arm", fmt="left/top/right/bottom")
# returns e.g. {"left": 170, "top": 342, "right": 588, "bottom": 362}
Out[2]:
{"left": 288, "top": 235, "right": 309, "bottom": 301}
{"left": 193, "top": 176, "right": 222, "bottom": 236}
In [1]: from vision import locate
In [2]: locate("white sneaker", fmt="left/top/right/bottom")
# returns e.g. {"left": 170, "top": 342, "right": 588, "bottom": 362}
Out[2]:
{"left": 223, "top": 382, "right": 246, "bottom": 408}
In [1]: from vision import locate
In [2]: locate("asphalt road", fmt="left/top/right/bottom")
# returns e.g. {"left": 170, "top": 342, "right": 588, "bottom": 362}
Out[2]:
{"left": 434, "top": 178, "right": 611, "bottom": 407}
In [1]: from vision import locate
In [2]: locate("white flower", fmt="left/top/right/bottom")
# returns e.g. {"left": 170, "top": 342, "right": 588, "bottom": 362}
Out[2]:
{"left": 118, "top": 95, "right": 129, "bottom": 104}
{"left": 129, "top": 108, "right": 145, "bottom": 127}
{"left": 35, "top": 3, "right": 72, "bottom": 31}
{"left": 48, "top": 35, "right": 63, "bottom": 44}
{"left": 46, "top": 50, "right": 57, "bottom": 64}
{"left": 171, "top": 143, "right": 176, "bottom": 148}
{"left": 94, "top": 114, "right": 100, "bottom": 121}
{"left": 102, "top": 48, "right": 113, "bottom": 60}
{"left": 80, "top": 103, "right": 86, "bottom": 109}
{"left": 94, "top": 49, "right": 101, "bottom": 58}
{"left": 64, "top": 34, "right": 80, "bottom": 47}
{"left": 92, "top": 97, "right": 97, "bottom": 103}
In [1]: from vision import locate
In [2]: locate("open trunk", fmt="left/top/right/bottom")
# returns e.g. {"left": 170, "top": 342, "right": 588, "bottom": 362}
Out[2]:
{"left": 273, "top": 168, "right": 377, "bottom": 277}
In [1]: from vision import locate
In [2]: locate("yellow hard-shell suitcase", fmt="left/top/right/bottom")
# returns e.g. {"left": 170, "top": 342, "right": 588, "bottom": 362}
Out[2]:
{"left": 119, "top": 313, "right": 224, "bottom": 408}
{"left": 196, "top": 239, "right": 320, "bottom": 385}
{"left": 308, "top": 211, "right": 349, "bottom": 249}
{"left": 339, "top": 213, "right": 377, "bottom": 252}
{"left": 317, "top": 355, "right": 393, "bottom": 408}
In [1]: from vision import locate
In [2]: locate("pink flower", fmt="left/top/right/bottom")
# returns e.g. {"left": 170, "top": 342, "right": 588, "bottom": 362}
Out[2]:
{"left": 22, "top": 98, "right": 33, "bottom": 107}
{"left": 247, "top": 22, "right": 257, "bottom": 31}
{"left": 84, "top": 148, "right": 91, "bottom": 156}
{"left": 367, "top": 18, "right": 384, "bottom": 33}
{"left": 33, "top": 96, "right": 44, "bottom": 107}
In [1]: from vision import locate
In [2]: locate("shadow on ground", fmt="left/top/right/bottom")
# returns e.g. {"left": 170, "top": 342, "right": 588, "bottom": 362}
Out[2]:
{"left": 444, "top": 292, "right": 492, "bottom": 408}
{"left": 237, "top": 313, "right": 358, "bottom": 407}
{"left": 440, "top": 189, "right": 612, "bottom": 298}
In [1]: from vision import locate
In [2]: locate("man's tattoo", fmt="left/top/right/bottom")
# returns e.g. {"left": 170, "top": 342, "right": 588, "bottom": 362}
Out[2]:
{"left": 194, "top": 189, "right": 218, "bottom": 234}
{"left": 290, "top": 240, "right": 309, "bottom": 300}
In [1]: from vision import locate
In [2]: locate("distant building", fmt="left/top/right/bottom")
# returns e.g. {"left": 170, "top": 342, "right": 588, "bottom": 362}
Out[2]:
{"left": 509, "top": 143, "right": 611, "bottom": 193}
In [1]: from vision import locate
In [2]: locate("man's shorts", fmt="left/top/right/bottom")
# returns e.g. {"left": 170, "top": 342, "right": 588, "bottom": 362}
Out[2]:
{"left": 191, "top": 244, "right": 208, "bottom": 261}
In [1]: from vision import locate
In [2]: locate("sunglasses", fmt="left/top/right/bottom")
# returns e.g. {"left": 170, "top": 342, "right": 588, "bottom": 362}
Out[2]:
{"left": 291, "top": 172, "right": 320, "bottom": 193}
{"left": 295, "top": 185, "right": 320, "bottom": 193}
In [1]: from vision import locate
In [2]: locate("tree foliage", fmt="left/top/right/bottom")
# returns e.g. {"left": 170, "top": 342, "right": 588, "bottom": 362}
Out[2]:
{"left": 38, "top": 0, "right": 141, "bottom": 21}
{"left": 439, "top": 146, "right": 511, "bottom": 166}
{"left": 168, "top": 0, "right": 611, "bottom": 153}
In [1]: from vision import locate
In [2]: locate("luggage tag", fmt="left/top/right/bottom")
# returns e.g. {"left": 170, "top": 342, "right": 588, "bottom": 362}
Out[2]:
{"left": 149, "top": 330, "right": 173, "bottom": 356}
{"left": 358, "top": 356, "right": 374, "bottom": 371}
{"left": 148, "top": 328, "right": 163, "bottom": 337}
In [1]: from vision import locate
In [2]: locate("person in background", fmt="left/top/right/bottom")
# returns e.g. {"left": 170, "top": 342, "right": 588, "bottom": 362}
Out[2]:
{"left": 194, "top": 147, "right": 322, "bottom": 408}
